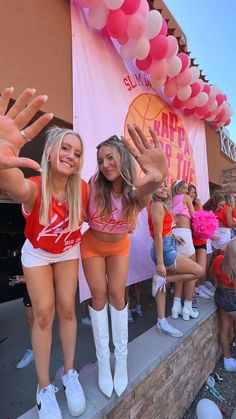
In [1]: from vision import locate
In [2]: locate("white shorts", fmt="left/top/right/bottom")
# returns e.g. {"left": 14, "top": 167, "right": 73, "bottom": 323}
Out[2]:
{"left": 21, "top": 239, "right": 80, "bottom": 268}
{"left": 172, "top": 227, "right": 195, "bottom": 258}
{"left": 206, "top": 239, "right": 213, "bottom": 255}
{"left": 211, "top": 227, "right": 231, "bottom": 250}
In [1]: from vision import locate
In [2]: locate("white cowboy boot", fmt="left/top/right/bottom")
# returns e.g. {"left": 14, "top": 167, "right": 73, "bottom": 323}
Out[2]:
{"left": 89, "top": 304, "right": 113, "bottom": 398}
{"left": 109, "top": 303, "right": 128, "bottom": 397}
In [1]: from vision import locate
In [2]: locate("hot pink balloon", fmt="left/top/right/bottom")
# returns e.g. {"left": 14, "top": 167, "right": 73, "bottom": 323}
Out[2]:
{"left": 190, "top": 81, "right": 201, "bottom": 98}
{"left": 137, "top": 0, "right": 149, "bottom": 16}
{"left": 183, "top": 108, "right": 196, "bottom": 116}
{"left": 178, "top": 53, "right": 190, "bottom": 72}
{"left": 216, "top": 93, "right": 225, "bottom": 106}
{"left": 166, "top": 55, "right": 182, "bottom": 77}
{"left": 195, "top": 104, "right": 209, "bottom": 117}
{"left": 150, "top": 35, "right": 168, "bottom": 60}
{"left": 164, "top": 77, "right": 178, "bottom": 97}
{"left": 159, "top": 17, "right": 168, "bottom": 36}
{"left": 121, "top": 0, "right": 141, "bottom": 15}
{"left": 172, "top": 96, "right": 186, "bottom": 109}
{"left": 127, "top": 13, "right": 145, "bottom": 40}
{"left": 202, "top": 83, "right": 211, "bottom": 94}
{"left": 117, "top": 33, "right": 129, "bottom": 44}
{"left": 176, "top": 68, "right": 192, "bottom": 87}
{"left": 136, "top": 54, "right": 152, "bottom": 71}
{"left": 165, "top": 36, "right": 178, "bottom": 59}
{"left": 106, "top": 10, "right": 128, "bottom": 39}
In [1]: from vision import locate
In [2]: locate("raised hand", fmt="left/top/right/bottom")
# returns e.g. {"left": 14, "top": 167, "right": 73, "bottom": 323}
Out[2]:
{"left": 0, "top": 87, "right": 53, "bottom": 170}
{"left": 122, "top": 124, "right": 168, "bottom": 189}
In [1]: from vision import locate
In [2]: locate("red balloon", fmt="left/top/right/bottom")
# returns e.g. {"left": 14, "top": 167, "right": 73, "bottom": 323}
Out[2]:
{"left": 216, "top": 93, "right": 225, "bottom": 106}
{"left": 159, "top": 18, "right": 168, "bottom": 36}
{"left": 202, "top": 84, "right": 211, "bottom": 94}
{"left": 178, "top": 53, "right": 190, "bottom": 72}
{"left": 172, "top": 96, "right": 185, "bottom": 109}
{"left": 150, "top": 35, "right": 168, "bottom": 60}
{"left": 121, "top": 0, "right": 141, "bottom": 15}
{"left": 106, "top": 10, "right": 128, "bottom": 39}
{"left": 190, "top": 82, "right": 201, "bottom": 98}
{"left": 136, "top": 54, "right": 152, "bottom": 71}
{"left": 195, "top": 104, "right": 209, "bottom": 117}
{"left": 117, "top": 34, "right": 129, "bottom": 45}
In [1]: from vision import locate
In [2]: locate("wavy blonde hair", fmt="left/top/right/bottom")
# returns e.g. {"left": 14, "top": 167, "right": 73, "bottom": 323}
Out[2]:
{"left": 94, "top": 137, "right": 138, "bottom": 223}
{"left": 222, "top": 239, "right": 236, "bottom": 285}
{"left": 39, "top": 126, "right": 84, "bottom": 230}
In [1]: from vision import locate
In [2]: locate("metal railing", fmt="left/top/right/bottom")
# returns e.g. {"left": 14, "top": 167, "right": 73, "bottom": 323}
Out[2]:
{"left": 219, "top": 128, "right": 236, "bottom": 162}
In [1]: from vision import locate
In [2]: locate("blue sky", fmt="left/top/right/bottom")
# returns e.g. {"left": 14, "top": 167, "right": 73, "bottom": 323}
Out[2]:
{"left": 164, "top": 0, "right": 236, "bottom": 143}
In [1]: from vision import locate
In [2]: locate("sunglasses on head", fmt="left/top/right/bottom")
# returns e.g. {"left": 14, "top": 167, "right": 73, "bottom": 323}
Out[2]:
{"left": 96, "top": 135, "right": 121, "bottom": 150}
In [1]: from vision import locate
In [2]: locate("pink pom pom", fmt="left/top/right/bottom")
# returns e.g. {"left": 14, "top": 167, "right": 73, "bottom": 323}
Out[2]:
{"left": 191, "top": 210, "right": 218, "bottom": 241}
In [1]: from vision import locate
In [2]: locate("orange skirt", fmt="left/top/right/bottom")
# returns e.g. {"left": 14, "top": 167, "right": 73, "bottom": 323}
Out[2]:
{"left": 80, "top": 228, "right": 130, "bottom": 259}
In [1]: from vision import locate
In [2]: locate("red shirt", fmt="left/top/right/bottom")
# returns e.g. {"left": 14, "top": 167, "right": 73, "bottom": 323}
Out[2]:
{"left": 23, "top": 176, "right": 88, "bottom": 253}
{"left": 148, "top": 203, "right": 174, "bottom": 239}
{"left": 212, "top": 255, "right": 234, "bottom": 288}
{"left": 215, "top": 205, "right": 229, "bottom": 227}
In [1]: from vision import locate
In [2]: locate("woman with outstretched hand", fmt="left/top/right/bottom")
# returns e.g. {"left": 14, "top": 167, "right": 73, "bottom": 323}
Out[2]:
{"left": 0, "top": 87, "right": 87, "bottom": 419}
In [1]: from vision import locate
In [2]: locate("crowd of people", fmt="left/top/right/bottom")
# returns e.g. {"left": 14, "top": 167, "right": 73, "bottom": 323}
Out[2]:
{"left": 1, "top": 87, "right": 236, "bottom": 419}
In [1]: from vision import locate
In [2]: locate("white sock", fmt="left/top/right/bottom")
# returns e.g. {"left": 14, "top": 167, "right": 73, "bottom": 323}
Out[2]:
{"left": 158, "top": 317, "right": 166, "bottom": 325}
{"left": 174, "top": 297, "right": 181, "bottom": 303}
{"left": 184, "top": 300, "right": 192, "bottom": 309}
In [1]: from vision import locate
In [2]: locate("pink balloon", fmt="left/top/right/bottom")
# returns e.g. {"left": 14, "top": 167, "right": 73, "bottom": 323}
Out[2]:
{"left": 190, "top": 82, "right": 201, "bottom": 98}
{"left": 185, "top": 96, "right": 197, "bottom": 109}
{"left": 216, "top": 93, "right": 225, "bottom": 106}
{"left": 149, "top": 59, "right": 167, "bottom": 79}
{"left": 172, "top": 96, "right": 186, "bottom": 109}
{"left": 176, "top": 68, "right": 192, "bottom": 87}
{"left": 165, "top": 36, "right": 178, "bottom": 59}
{"left": 136, "top": 54, "right": 152, "bottom": 71}
{"left": 150, "top": 35, "right": 168, "bottom": 60}
{"left": 137, "top": 0, "right": 149, "bottom": 16}
{"left": 166, "top": 55, "right": 182, "bottom": 77}
{"left": 202, "top": 83, "right": 210, "bottom": 94}
{"left": 177, "top": 85, "right": 192, "bottom": 101}
{"left": 134, "top": 36, "right": 150, "bottom": 59}
{"left": 144, "top": 10, "right": 162, "bottom": 40}
{"left": 117, "top": 33, "right": 129, "bottom": 44}
{"left": 164, "top": 77, "right": 178, "bottom": 97}
{"left": 183, "top": 108, "right": 196, "bottom": 116}
{"left": 88, "top": 3, "right": 109, "bottom": 30}
{"left": 121, "top": 0, "right": 141, "bottom": 15}
{"left": 151, "top": 76, "right": 167, "bottom": 89}
{"left": 215, "top": 108, "right": 225, "bottom": 122}
{"left": 224, "top": 118, "right": 231, "bottom": 126}
{"left": 104, "top": 0, "right": 124, "bottom": 10}
{"left": 159, "top": 17, "right": 168, "bottom": 36}
{"left": 78, "top": 0, "right": 101, "bottom": 7}
{"left": 189, "top": 66, "right": 200, "bottom": 83}
{"left": 106, "top": 10, "right": 128, "bottom": 39}
{"left": 178, "top": 53, "right": 190, "bottom": 72}
{"left": 195, "top": 104, "right": 209, "bottom": 117}
{"left": 197, "top": 92, "right": 209, "bottom": 106}
{"left": 127, "top": 13, "right": 145, "bottom": 40}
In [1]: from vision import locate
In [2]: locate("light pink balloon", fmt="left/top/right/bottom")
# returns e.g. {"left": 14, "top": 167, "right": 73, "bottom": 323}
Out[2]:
{"left": 159, "top": 17, "right": 168, "bottom": 36}
{"left": 88, "top": 3, "right": 109, "bottom": 30}
{"left": 177, "top": 85, "right": 192, "bottom": 101}
{"left": 134, "top": 36, "right": 150, "bottom": 59}
{"left": 189, "top": 66, "right": 200, "bottom": 83}
{"left": 190, "top": 81, "right": 201, "bottom": 98}
{"left": 127, "top": 13, "right": 145, "bottom": 39}
{"left": 137, "top": 0, "right": 149, "bottom": 16}
{"left": 185, "top": 96, "right": 198, "bottom": 109}
{"left": 106, "top": 10, "right": 128, "bottom": 39}
{"left": 172, "top": 96, "right": 186, "bottom": 109}
{"left": 136, "top": 54, "right": 152, "bottom": 71}
{"left": 144, "top": 10, "right": 162, "bottom": 39}
{"left": 166, "top": 55, "right": 182, "bottom": 77}
{"left": 176, "top": 68, "right": 192, "bottom": 87}
{"left": 151, "top": 76, "right": 167, "bottom": 89}
{"left": 104, "top": 0, "right": 124, "bottom": 10}
{"left": 149, "top": 59, "right": 167, "bottom": 79}
{"left": 164, "top": 77, "right": 178, "bottom": 97}
{"left": 196, "top": 92, "right": 209, "bottom": 106}
{"left": 209, "top": 99, "right": 218, "bottom": 111}
{"left": 178, "top": 53, "right": 190, "bottom": 72}
{"left": 121, "top": 0, "right": 141, "bottom": 14}
{"left": 150, "top": 35, "right": 168, "bottom": 60}
{"left": 165, "top": 36, "right": 179, "bottom": 59}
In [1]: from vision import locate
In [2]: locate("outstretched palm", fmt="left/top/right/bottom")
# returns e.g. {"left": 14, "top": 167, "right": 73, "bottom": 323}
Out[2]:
{"left": 0, "top": 87, "right": 53, "bottom": 170}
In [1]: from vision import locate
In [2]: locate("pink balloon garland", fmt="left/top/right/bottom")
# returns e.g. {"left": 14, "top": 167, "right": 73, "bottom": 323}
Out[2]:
{"left": 75, "top": 0, "right": 233, "bottom": 129}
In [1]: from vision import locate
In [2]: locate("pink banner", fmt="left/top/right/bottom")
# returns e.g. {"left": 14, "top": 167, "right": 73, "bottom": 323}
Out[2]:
{"left": 70, "top": 2, "right": 209, "bottom": 302}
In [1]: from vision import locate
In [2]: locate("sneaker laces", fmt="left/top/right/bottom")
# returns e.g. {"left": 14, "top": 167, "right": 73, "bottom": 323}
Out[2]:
{"left": 40, "top": 385, "right": 59, "bottom": 416}
{"left": 159, "top": 319, "right": 178, "bottom": 334}
{"left": 64, "top": 370, "right": 83, "bottom": 397}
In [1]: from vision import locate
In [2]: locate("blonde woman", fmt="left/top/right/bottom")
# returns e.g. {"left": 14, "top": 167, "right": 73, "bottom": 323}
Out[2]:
{"left": 0, "top": 88, "right": 87, "bottom": 419}
{"left": 81, "top": 127, "right": 168, "bottom": 398}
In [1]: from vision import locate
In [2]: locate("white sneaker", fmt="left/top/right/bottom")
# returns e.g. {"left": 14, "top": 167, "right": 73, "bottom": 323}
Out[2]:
{"left": 195, "top": 287, "right": 211, "bottom": 299}
{"left": 156, "top": 319, "right": 183, "bottom": 338}
{"left": 36, "top": 384, "right": 62, "bottom": 419}
{"left": 62, "top": 369, "right": 86, "bottom": 416}
{"left": 224, "top": 357, "right": 236, "bottom": 372}
{"left": 199, "top": 285, "right": 215, "bottom": 298}
{"left": 81, "top": 317, "right": 92, "bottom": 326}
{"left": 16, "top": 349, "right": 34, "bottom": 369}
{"left": 152, "top": 273, "right": 167, "bottom": 297}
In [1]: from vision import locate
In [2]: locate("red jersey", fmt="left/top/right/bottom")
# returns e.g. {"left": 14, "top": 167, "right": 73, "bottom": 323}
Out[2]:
{"left": 23, "top": 177, "right": 88, "bottom": 253}
{"left": 212, "top": 255, "right": 234, "bottom": 289}
{"left": 215, "top": 205, "right": 229, "bottom": 227}
{"left": 148, "top": 203, "right": 174, "bottom": 239}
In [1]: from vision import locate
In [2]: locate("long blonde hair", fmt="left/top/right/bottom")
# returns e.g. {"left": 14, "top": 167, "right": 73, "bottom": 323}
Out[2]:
{"left": 95, "top": 137, "right": 138, "bottom": 222}
{"left": 222, "top": 239, "right": 236, "bottom": 284}
{"left": 40, "top": 126, "right": 84, "bottom": 230}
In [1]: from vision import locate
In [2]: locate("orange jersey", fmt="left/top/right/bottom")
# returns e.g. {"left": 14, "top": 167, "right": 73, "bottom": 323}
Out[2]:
{"left": 212, "top": 255, "right": 234, "bottom": 289}
{"left": 215, "top": 205, "right": 229, "bottom": 227}
{"left": 23, "top": 176, "right": 88, "bottom": 253}
{"left": 148, "top": 202, "right": 175, "bottom": 239}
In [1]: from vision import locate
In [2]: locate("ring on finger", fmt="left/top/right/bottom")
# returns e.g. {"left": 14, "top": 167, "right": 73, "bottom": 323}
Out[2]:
{"left": 135, "top": 153, "right": 141, "bottom": 159}
{"left": 20, "top": 130, "right": 31, "bottom": 143}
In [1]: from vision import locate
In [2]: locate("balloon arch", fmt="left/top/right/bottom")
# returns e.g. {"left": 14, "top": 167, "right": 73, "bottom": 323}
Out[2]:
{"left": 73, "top": 0, "right": 233, "bottom": 130}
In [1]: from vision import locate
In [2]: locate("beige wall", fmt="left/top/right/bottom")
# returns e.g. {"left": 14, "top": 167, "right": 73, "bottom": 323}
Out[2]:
{"left": 0, "top": 0, "right": 72, "bottom": 122}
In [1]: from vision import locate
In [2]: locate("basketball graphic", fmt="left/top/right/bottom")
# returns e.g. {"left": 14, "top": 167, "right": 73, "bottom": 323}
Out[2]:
{"left": 124, "top": 93, "right": 196, "bottom": 185}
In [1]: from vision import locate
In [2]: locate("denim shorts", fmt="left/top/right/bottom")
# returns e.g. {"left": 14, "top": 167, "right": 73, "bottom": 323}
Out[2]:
{"left": 150, "top": 235, "right": 177, "bottom": 268}
{"left": 214, "top": 286, "right": 236, "bottom": 313}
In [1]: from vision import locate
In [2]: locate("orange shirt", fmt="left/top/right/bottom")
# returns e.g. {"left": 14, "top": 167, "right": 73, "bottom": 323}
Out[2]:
{"left": 148, "top": 202, "right": 174, "bottom": 239}
{"left": 212, "top": 255, "right": 234, "bottom": 289}
{"left": 23, "top": 176, "right": 88, "bottom": 254}
{"left": 215, "top": 205, "right": 230, "bottom": 227}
